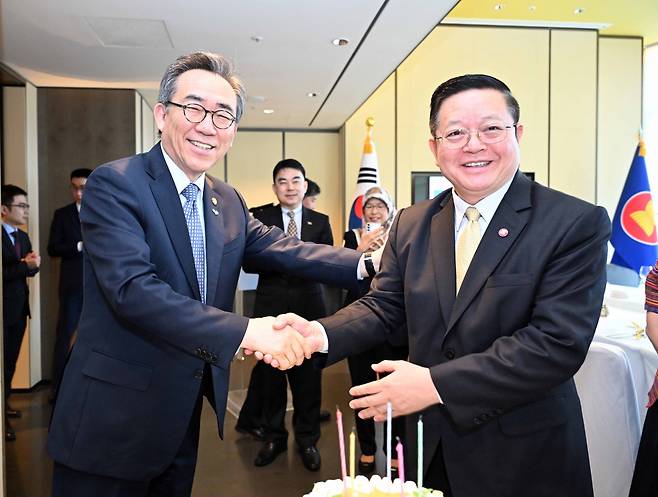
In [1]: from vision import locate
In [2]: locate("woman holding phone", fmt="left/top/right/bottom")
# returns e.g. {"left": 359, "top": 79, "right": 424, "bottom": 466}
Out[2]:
{"left": 342, "top": 186, "right": 408, "bottom": 477}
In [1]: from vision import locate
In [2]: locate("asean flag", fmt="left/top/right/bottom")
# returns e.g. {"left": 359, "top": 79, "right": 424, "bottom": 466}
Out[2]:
{"left": 610, "top": 139, "right": 658, "bottom": 272}
{"left": 348, "top": 119, "right": 380, "bottom": 230}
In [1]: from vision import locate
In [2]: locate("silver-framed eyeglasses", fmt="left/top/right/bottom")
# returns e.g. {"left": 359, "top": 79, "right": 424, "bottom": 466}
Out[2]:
{"left": 167, "top": 101, "right": 236, "bottom": 130}
{"left": 435, "top": 123, "right": 517, "bottom": 149}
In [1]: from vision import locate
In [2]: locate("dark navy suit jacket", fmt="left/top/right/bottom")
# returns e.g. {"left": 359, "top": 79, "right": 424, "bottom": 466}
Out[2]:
{"left": 47, "top": 143, "right": 360, "bottom": 481}
{"left": 47, "top": 202, "right": 83, "bottom": 295}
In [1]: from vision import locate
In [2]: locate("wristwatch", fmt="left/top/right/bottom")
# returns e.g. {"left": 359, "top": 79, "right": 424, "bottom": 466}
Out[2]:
{"left": 363, "top": 251, "right": 376, "bottom": 277}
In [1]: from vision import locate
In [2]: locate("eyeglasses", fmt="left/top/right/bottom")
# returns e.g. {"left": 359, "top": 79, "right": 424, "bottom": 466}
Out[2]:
{"left": 167, "top": 101, "right": 236, "bottom": 130}
{"left": 364, "top": 203, "right": 387, "bottom": 211}
{"left": 435, "top": 124, "right": 517, "bottom": 149}
{"left": 8, "top": 203, "right": 29, "bottom": 209}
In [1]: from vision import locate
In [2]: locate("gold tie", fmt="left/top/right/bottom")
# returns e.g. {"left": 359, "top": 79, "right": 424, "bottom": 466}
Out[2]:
{"left": 286, "top": 211, "right": 298, "bottom": 238}
{"left": 455, "top": 206, "right": 481, "bottom": 293}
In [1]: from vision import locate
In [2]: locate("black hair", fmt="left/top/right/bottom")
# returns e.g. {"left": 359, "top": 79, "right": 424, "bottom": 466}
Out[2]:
{"left": 305, "top": 179, "right": 320, "bottom": 197}
{"left": 70, "top": 168, "right": 92, "bottom": 180}
{"left": 1, "top": 185, "right": 27, "bottom": 207}
{"left": 272, "top": 158, "right": 306, "bottom": 182}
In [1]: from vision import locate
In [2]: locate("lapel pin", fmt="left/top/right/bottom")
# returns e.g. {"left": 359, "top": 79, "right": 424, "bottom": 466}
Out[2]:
{"left": 211, "top": 197, "right": 218, "bottom": 206}
{"left": 212, "top": 208, "right": 219, "bottom": 216}
{"left": 307, "top": 221, "right": 313, "bottom": 225}
{"left": 498, "top": 228, "right": 509, "bottom": 237}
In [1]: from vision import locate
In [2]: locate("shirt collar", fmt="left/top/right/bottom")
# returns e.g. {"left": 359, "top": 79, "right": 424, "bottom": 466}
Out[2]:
{"left": 280, "top": 204, "right": 302, "bottom": 216}
{"left": 2, "top": 223, "right": 18, "bottom": 236}
{"left": 452, "top": 172, "right": 516, "bottom": 224}
{"left": 161, "top": 144, "right": 206, "bottom": 196}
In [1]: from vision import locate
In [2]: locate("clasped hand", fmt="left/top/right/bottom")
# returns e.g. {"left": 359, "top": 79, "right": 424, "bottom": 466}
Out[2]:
{"left": 241, "top": 314, "right": 323, "bottom": 370}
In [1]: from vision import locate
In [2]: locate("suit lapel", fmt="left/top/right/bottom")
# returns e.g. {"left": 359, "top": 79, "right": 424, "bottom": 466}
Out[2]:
{"left": 203, "top": 176, "right": 225, "bottom": 305}
{"left": 273, "top": 205, "right": 284, "bottom": 231}
{"left": 1, "top": 229, "right": 17, "bottom": 261}
{"left": 446, "top": 172, "right": 532, "bottom": 335}
{"left": 146, "top": 145, "right": 201, "bottom": 301}
{"left": 430, "top": 193, "right": 456, "bottom": 330}
{"left": 70, "top": 203, "right": 82, "bottom": 239}
{"left": 301, "top": 207, "right": 313, "bottom": 242}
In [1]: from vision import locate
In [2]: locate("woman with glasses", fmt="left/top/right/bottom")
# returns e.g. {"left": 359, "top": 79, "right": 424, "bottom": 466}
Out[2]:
{"left": 629, "top": 262, "right": 658, "bottom": 497}
{"left": 342, "top": 186, "right": 409, "bottom": 477}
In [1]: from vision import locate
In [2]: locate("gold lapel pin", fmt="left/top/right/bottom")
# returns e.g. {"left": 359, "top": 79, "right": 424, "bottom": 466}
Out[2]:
{"left": 211, "top": 197, "right": 218, "bottom": 206}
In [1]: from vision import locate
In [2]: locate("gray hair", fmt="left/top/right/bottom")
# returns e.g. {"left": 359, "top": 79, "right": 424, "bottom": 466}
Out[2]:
{"left": 158, "top": 51, "right": 246, "bottom": 122}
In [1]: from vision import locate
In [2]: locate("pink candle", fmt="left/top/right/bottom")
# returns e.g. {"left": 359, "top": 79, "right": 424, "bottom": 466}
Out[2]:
{"left": 336, "top": 407, "right": 347, "bottom": 483}
{"left": 396, "top": 437, "right": 405, "bottom": 495}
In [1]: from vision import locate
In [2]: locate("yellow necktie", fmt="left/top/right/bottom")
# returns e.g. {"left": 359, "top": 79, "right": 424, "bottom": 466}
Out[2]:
{"left": 455, "top": 207, "right": 481, "bottom": 294}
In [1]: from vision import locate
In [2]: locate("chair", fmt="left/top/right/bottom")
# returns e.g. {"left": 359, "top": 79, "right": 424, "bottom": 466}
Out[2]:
{"left": 575, "top": 342, "right": 642, "bottom": 497}
{"left": 606, "top": 263, "right": 640, "bottom": 287}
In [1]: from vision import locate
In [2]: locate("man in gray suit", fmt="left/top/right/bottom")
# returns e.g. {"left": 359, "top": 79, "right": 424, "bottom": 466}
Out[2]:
{"left": 47, "top": 52, "right": 366, "bottom": 497}
{"left": 274, "top": 74, "right": 611, "bottom": 497}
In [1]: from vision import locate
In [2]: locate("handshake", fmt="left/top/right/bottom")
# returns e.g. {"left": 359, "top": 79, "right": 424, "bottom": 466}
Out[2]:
{"left": 240, "top": 314, "right": 325, "bottom": 370}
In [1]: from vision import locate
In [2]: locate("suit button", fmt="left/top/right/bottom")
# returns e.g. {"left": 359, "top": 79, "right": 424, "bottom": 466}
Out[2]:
{"left": 193, "top": 369, "right": 204, "bottom": 380}
{"left": 195, "top": 347, "right": 203, "bottom": 357}
{"left": 473, "top": 418, "right": 482, "bottom": 425}
{"left": 210, "top": 354, "right": 218, "bottom": 364}
{"left": 444, "top": 348, "right": 455, "bottom": 360}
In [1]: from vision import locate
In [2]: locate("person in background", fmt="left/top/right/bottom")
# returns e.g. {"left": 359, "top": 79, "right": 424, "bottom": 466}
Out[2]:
{"left": 303, "top": 178, "right": 321, "bottom": 211}
{"left": 48, "top": 168, "right": 92, "bottom": 401}
{"left": 244, "top": 159, "right": 333, "bottom": 471}
{"left": 1, "top": 185, "right": 40, "bottom": 441}
{"left": 629, "top": 263, "right": 658, "bottom": 497}
{"left": 342, "top": 186, "right": 408, "bottom": 476}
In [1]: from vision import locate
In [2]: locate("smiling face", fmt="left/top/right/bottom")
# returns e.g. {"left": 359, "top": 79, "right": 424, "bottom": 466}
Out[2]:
{"left": 428, "top": 88, "right": 523, "bottom": 204}
{"left": 363, "top": 198, "right": 389, "bottom": 224}
{"left": 273, "top": 167, "right": 307, "bottom": 210}
{"left": 1, "top": 194, "right": 29, "bottom": 226}
{"left": 154, "top": 69, "right": 237, "bottom": 181}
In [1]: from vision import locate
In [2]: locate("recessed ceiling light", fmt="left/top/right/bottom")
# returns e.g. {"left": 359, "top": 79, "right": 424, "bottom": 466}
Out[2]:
{"left": 528, "top": 5, "right": 536, "bottom": 11}
{"left": 332, "top": 38, "right": 349, "bottom": 46}
{"left": 250, "top": 35, "right": 264, "bottom": 43}
{"left": 574, "top": 7, "right": 585, "bottom": 14}
{"left": 307, "top": 92, "right": 318, "bottom": 97}
{"left": 263, "top": 109, "right": 274, "bottom": 114}
{"left": 494, "top": 3, "right": 504, "bottom": 11}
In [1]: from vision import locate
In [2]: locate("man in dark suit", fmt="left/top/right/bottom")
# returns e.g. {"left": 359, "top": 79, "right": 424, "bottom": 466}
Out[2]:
{"left": 277, "top": 75, "right": 611, "bottom": 497}
{"left": 48, "top": 168, "right": 92, "bottom": 398}
{"left": 1, "top": 184, "right": 40, "bottom": 441}
{"left": 47, "top": 52, "right": 365, "bottom": 497}
{"left": 240, "top": 159, "right": 332, "bottom": 471}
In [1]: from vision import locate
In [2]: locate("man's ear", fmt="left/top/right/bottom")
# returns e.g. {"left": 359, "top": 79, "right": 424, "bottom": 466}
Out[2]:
{"left": 154, "top": 102, "right": 167, "bottom": 132}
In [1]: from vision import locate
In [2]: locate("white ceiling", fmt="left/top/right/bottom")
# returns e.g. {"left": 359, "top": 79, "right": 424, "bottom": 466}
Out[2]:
{"left": 0, "top": 0, "right": 457, "bottom": 129}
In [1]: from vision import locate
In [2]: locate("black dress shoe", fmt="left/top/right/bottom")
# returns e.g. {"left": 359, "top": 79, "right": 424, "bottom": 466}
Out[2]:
{"left": 299, "top": 445, "right": 321, "bottom": 471}
{"left": 319, "top": 409, "right": 331, "bottom": 423}
{"left": 254, "top": 440, "right": 287, "bottom": 467}
{"left": 235, "top": 423, "right": 265, "bottom": 441}
{"left": 358, "top": 456, "right": 376, "bottom": 475}
{"left": 6, "top": 407, "right": 21, "bottom": 418}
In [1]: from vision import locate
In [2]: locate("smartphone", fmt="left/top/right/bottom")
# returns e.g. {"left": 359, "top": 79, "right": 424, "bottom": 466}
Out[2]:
{"left": 365, "top": 222, "right": 381, "bottom": 233}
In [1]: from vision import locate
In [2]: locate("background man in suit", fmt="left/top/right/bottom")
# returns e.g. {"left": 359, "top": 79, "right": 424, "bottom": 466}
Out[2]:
{"left": 302, "top": 178, "right": 321, "bottom": 210}
{"left": 277, "top": 74, "right": 611, "bottom": 497}
{"left": 47, "top": 52, "right": 367, "bottom": 497}
{"left": 240, "top": 159, "right": 332, "bottom": 471}
{"left": 1, "top": 185, "right": 40, "bottom": 441}
{"left": 48, "top": 168, "right": 92, "bottom": 400}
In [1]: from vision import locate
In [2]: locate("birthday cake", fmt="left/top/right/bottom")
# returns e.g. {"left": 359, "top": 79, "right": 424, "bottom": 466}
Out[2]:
{"left": 303, "top": 475, "right": 443, "bottom": 496}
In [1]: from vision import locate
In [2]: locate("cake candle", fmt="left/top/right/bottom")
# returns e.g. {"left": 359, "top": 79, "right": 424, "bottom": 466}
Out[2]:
{"left": 336, "top": 406, "right": 347, "bottom": 484}
{"left": 349, "top": 426, "right": 356, "bottom": 488}
{"left": 386, "top": 401, "right": 392, "bottom": 481}
{"left": 417, "top": 415, "right": 423, "bottom": 489}
{"left": 396, "top": 437, "right": 405, "bottom": 495}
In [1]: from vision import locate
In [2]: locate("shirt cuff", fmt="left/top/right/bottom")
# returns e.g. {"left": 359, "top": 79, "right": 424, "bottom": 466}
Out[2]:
{"left": 357, "top": 255, "right": 366, "bottom": 280}
{"left": 315, "top": 321, "right": 329, "bottom": 353}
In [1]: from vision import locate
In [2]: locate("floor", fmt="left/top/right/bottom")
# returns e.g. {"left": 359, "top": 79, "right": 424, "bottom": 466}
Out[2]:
{"left": 5, "top": 357, "right": 380, "bottom": 497}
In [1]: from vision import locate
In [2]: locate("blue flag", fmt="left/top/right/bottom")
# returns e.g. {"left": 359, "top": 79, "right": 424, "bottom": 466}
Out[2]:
{"left": 610, "top": 140, "right": 657, "bottom": 272}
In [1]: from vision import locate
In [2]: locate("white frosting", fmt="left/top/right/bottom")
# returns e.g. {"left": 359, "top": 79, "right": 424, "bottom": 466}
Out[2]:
{"left": 303, "top": 475, "right": 442, "bottom": 496}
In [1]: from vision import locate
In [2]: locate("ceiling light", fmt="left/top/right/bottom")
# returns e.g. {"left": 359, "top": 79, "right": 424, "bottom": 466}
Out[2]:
{"left": 332, "top": 38, "right": 349, "bottom": 46}
{"left": 494, "top": 3, "right": 504, "bottom": 11}
{"left": 263, "top": 109, "right": 274, "bottom": 114}
{"left": 528, "top": 5, "right": 536, "bottom": 12}
{"left": 307, "top": 92, "right": 318, "bottom": 97}
{"left": 250, "top": 35, "right": 264, "bottom": 43}
{"left": 574, "top": 7, "right": 585, "bottom": 14}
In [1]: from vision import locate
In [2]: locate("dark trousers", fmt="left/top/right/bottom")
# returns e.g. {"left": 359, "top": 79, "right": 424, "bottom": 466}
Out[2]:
{"left": 425, "top": 443, "right": 453, "bottom": 497}
{"left": 4, "top": 318, "right": 27, "bottom": 401}
{"left": 51, "top": 291, "right": 83, "bottom": 393}
{"left": 629, "top": 401, "right": 658, "bottom": 497}
{"left": 260, "top": 359, "right": 322, "bottom": 448}
{"left": 52, "top": 366, "right": 210, "bottom": 497}
{"left": 347, "top": 341, "right": 408, "bottom": 456}
{"left": 236, "top": 361, "right": 266, "bottom": 430}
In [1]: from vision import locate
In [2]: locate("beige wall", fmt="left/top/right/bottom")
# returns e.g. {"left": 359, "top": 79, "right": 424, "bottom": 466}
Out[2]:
{"left": 598, "top": 37, "right": 643, "bottom": 218}
{"left": 344, "top": 24, "right": 642, "bottom": 214}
